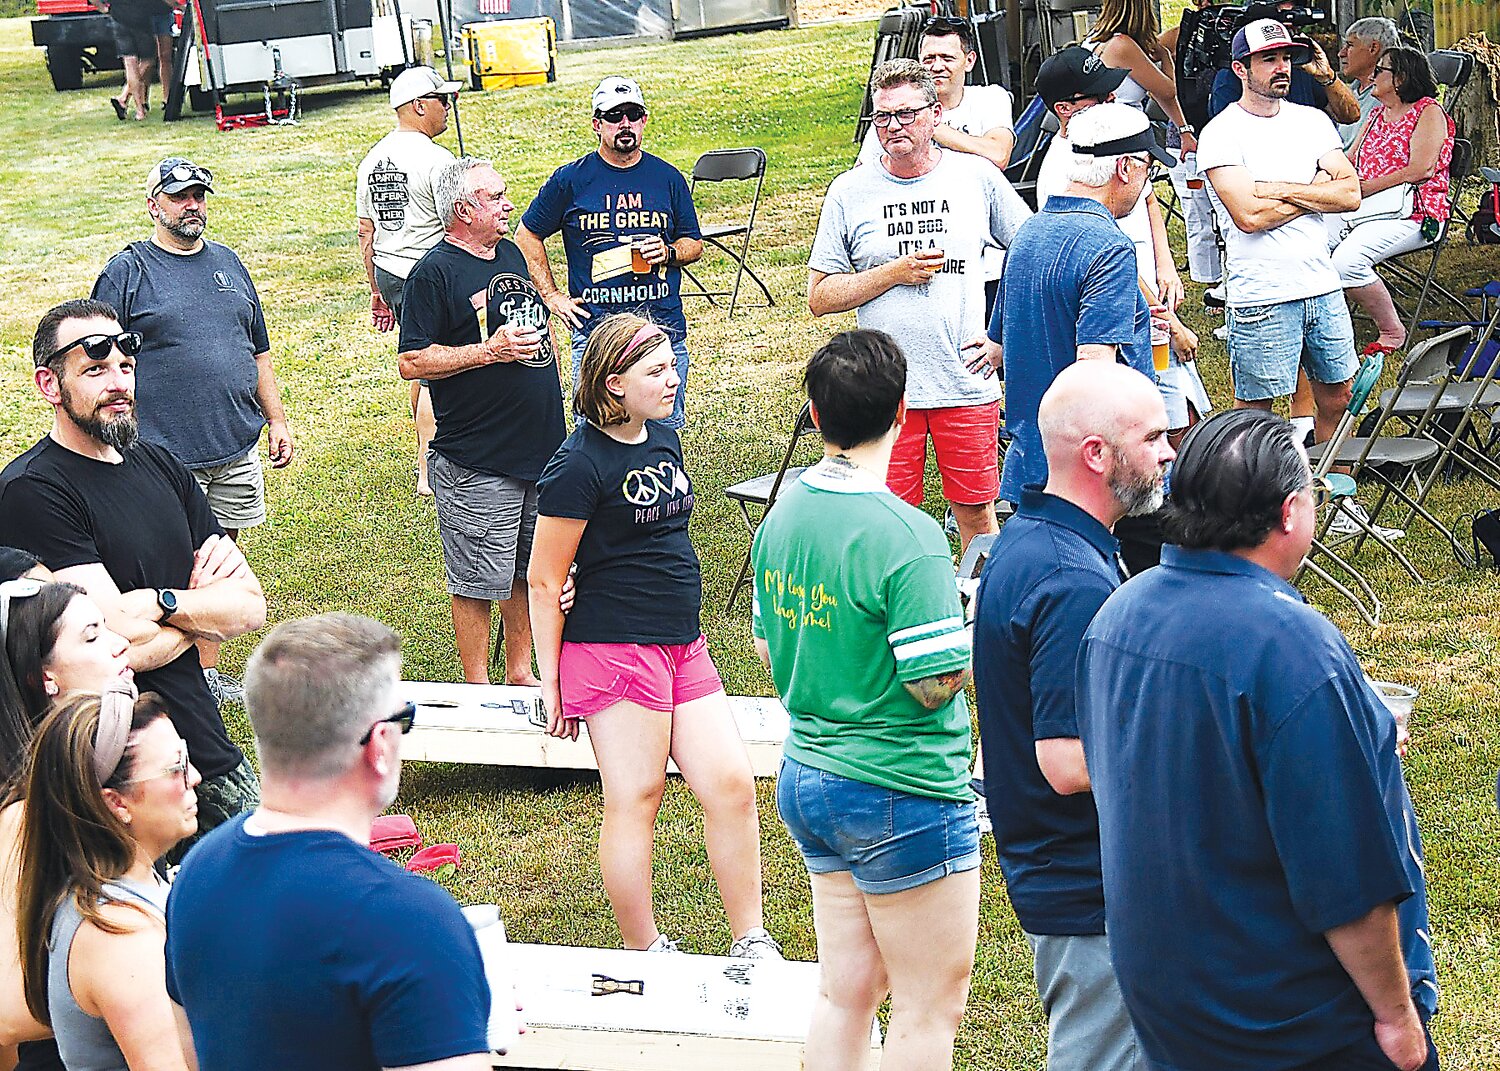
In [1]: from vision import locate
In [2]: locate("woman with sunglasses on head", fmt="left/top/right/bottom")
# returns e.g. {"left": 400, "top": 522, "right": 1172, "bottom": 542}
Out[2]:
{"left": 16, "top": 685, "right": 198, "bottom": 1071}
{"left": 529, "top": 313, "right": 777, "bottom": 959}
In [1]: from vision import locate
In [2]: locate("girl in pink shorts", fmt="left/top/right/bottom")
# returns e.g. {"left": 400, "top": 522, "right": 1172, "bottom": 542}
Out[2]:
{"left": 529, "top": 313, "right": 779, "bottom": 959}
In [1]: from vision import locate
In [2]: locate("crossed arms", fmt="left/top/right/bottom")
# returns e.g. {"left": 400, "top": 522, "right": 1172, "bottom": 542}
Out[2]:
{"left": 1205, "top": 148, "right": 1360, "bottom": 233}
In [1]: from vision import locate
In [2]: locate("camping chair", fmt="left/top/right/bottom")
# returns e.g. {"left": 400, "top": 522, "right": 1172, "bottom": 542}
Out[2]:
{"left": 1377, "top": 139, "right": 1472, "bottom": 337}
{"left": 1005, "top": 98, "right": 1056, "bottom": 210}
{"left": 1296, "top": 351, "right": 1398, "bottom": 626}
{"left": 1427, "top": 49, "right": 1475, "bottom": 227}
{"left": 1312, "top": 326, "right": 1478, "bottom": 568}
{"left": 679, "top": 148, "right": 774, "bottom": 319}
{"left": 724, "top": 402, "right": 820, "bottom": 611}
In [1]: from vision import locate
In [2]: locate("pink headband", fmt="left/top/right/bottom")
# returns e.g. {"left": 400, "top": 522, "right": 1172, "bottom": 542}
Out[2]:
{"left": 620, "top": 323, "right": 667, "bottom": 366}
{"left": 92, "top": 681, "right": 138, "bottom": 787}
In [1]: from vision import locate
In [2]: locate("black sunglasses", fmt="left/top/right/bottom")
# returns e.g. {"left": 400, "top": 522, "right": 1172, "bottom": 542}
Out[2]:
{"left": 420, "top": 93, "right": 453, "bottom": 107}
{"left": 923, "top": 15, "right": 969, "bottom": 32}
{"left": 41, "top": 330, "right": 143, "bottom": 368}
{"left": 359, "top": 701, "right": 417, "bottom": 745}
{"left": 597, "top": 104, "right": 646, "bottom": 123}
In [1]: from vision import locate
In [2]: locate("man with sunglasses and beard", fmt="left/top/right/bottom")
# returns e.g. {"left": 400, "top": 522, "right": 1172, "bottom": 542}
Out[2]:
{"left": 516, "top": 76, "right": 703, "bottom": 429}
{"left": 0, "top": 299, "right": 268, "bottom": 854}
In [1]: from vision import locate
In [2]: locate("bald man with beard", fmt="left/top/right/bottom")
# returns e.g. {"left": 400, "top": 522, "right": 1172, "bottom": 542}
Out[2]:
{"left": 970, "top": 361, "right": 1174, "bottom": 1071}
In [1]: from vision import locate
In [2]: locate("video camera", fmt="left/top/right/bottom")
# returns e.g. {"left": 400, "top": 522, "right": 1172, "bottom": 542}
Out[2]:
{"left": 1244, "top": 2, "right": 1330, "bottom": 32}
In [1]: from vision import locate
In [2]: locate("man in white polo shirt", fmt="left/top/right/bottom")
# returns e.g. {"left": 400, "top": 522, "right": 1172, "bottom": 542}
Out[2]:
{"left": 1197, "top": 18, "right": 1360, "bottom": 447}
{"left": 357, "top": 65, "right": 462, "bottom": 496}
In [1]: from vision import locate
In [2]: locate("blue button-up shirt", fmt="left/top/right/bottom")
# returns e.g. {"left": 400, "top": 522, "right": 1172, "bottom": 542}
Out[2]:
{"left": 988, "top": 196, "right": 1152, "bottom": 504}
{"left": 1077, "top": 546, "right": 1437, "bottom": 1071}
{"left": 973, "top": 488, "right": 1122, "bottom": 935}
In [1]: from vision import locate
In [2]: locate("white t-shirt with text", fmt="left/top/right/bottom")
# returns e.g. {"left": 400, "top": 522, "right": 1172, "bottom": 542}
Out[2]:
{"left": 356, "top": 129, "right": 457, "bottom": 280}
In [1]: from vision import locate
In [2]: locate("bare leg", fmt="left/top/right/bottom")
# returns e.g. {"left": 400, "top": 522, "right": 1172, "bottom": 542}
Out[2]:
{"left": 450, "top": 594, "right": 493, "bottom": 684}
{"left": 950, "top": 501, "right": 998, "bottom": 558}
{"left": 1290, "top": 371, "right": 1316, "bottom": 421}
{"left": 866, "top": 869, "right": 982, "bottom": 1071}
{"left": 1347, "top": 281, "right": 1406, "bottom": 349}
{"left": 669, "top": 690, "right": 762, "bottom": 939}
{"left": 1309, "top": 378, "right": 1354, "bottom": 447}
{"left": 585, "top": 700, "right": 672, "bottom": 949}
{"left": 155, "top": 33, "right": 174, "bottom": 98}
{"left": 495, "top": 588, "right": 538, "bottom": 686}
{"left": 122, "top": 55, "right": 148, "bottom": 119}
{"left": 804, "top": 871, "right": 889, "bottom": 1071}
{"left": 412, "top": 382, "right": 435, "bottom": 497}
{"left": 1234, "top": 396, "right": 1274, "bottom": 411}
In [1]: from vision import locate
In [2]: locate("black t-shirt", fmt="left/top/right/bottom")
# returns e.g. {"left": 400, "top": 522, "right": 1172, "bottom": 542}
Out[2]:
{"left": 106, "top": 0, "right": 170, "bottom": 28}
{"left": 0, "top": 438, "right": 242, "bottom": 779}
{"left": 536, "top": 423, "right": 701, "bottom": 644}
{"left": 399, "top": 239, "right": 566, "bottom": 481}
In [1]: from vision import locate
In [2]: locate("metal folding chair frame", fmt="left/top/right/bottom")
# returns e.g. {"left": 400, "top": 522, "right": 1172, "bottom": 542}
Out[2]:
{"left": 724, "top": 402, "right": 819, "bottom": 611}
{"left": 680, "top": 148, "right": 775, "bottom": 320}
{"left": 1376, "top": 139, "right": 1472, "bottom": 339}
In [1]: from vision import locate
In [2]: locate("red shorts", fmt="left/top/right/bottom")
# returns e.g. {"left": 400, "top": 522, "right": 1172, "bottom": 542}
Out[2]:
{"left": 558, "top": 635, "right": 724, "bottom": 719}
{"left": 886, "top": 402, "right": 1000, "bottom": 506}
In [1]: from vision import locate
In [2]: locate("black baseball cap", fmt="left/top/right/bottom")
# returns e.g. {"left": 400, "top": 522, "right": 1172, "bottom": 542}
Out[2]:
{"left": 1037, "top": 46, "right": 1130, "bottom": 109}
{"left": 148, "top": 157, "right": 214, "bottom": 197}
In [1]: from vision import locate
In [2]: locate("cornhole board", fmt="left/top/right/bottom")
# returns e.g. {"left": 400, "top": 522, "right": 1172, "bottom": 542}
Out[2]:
{"left": 490, "top": 943, "right": 882, "bottom": 1070}
{"left": 398, "top": 681, "right": 790, "bottom": 778}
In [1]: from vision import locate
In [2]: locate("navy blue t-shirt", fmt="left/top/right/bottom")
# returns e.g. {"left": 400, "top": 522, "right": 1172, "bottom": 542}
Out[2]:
{"left": 165, "top": 815, "right": 490, "bottom": 1071}
{"left": 1076, "top": 547, "right": 1437, "bottom": 1071}
{"left": 1208, "top": 66, "right": 1329, "bottom": 120}
{"left": 520, "top": 151, "right": 701, "bottom": 342}
{"left": 399, "top": 238, "right": 566, "bottom": 481}
{"left": 988, "top": 197, "right": 1152, "bottom": 504}
{"left": 972, "top": 489, "right": 1121, "bottom": 936}
{"left": 536, "top": 422, "right": 701, "bottom": 644}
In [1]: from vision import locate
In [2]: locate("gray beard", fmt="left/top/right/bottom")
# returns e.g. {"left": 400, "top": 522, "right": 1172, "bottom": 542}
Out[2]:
{"left": 164, "top": 216, "right": 205, "bottom": 242}
{"left": 91, "top": 412, "right": 139, "bottom": 452}
{"left": 1111, "top": 466, "right": 1166, "bottom": 517}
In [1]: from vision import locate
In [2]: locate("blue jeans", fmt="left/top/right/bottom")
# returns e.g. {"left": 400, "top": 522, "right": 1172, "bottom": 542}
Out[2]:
{"left": 775, "top": 755, "right": 980, "bottom": 894}
{"left": 1226, "top": 290, "right": 1357, "bottom": 401}
{"left": 569, "top": 330, "right": 689, "bottom": 430}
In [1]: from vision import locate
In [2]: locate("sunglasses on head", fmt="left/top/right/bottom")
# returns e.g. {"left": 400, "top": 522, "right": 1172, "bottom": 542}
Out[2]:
{"left": 597, "top": 104, "right": 646, "bottom": 123}
{"left": 359, "top": 701, "right": 417, "bottom": 746}
{"left": 41, "top": 330, "right": 143, "bottom": 368}
{"left": 923, "top": 15, "right": 969, "bottom": 33}
{"left": 152, "top": 163, "right": 213, "bottom": 196}
{"left": 0, "top": 578, "right": 44, "bottom": 649}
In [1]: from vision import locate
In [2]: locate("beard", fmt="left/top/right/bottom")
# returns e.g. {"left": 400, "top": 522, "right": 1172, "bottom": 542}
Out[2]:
{"left": 1252, "top": 72, "right": 1292, "bottom": 99}
{"left": 60, "top": 381, "right": 138, "bottom": 452}
{"left": 609, "top": 129, "right": 639, "bottom": 153}
{"left": 1109, "top": 457, "right": 1166, "bottom": 518}
{"left": 163, "top": 213, "right": 206, "bottom": 242}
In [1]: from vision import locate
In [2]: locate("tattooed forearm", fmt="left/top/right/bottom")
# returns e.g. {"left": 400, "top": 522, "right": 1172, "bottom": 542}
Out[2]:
{"left": 903, "top": 668, "right": 972, "bottom": 710}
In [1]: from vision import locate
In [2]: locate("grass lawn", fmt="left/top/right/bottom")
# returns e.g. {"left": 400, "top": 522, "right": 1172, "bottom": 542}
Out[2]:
{"left": 1, "top": 14, "right": 1497, "bottom": 1068}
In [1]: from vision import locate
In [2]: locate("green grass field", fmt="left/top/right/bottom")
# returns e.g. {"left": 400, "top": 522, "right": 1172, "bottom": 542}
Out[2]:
{"left": 1, "top": 15, "right": 1498, "bottom": 1068}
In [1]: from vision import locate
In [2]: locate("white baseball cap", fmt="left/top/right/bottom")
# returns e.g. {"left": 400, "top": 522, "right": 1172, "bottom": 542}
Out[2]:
{"left": 1231, "top": 18, "right": 1312, "bottom": 63}
{"left": 592, "top": 76, "right": 646, "bottom": 114}
{"left": 390, "top": 66, "right": 463, "bottom": 110}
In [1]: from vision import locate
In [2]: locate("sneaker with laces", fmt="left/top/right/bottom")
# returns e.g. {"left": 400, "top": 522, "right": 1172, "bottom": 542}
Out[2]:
{"left": 1328, "top": 501, "right": 1405, "bottom": 541}
{"left": 204, "top": 667, "right": 246, "bottom": 705}
{"left": 645, "top": 934, "right": 682, "bottom": 953}
{"left": 728, "top": 927, "right": 784, "bottom": 960}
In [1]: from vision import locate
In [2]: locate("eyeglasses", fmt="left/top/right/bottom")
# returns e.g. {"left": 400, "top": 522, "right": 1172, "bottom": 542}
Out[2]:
{"left": 1374, "top": 64, "right": 1394, "bottom": 74}
{"left": 597, "top": 104, "right": 646, "bottom": 124}
{"left": 419, "top": 93, "right": 453, "bottom": 108}
{"left": 39, "top": 331, "right": 143, "bottom": 369}
{"left": 359, "top": 701, "right": 417, "bottom": 745}
{"left": 151, "top": 163, "right": 213, "bottom": 196}
{"left": 872, "top": 102, "right": 935, "bottom": 127}
{"left": 0, "top": 578, "right": 44, "bottom": 649}
{"left": 122, "top": 742, "right": 192, "bottom": 791}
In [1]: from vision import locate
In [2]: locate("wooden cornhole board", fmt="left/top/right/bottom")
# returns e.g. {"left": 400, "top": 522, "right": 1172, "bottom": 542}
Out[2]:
{"left": 490, "top": 943, "right": 883, "bottom": 1070}
{"left": 398, "top": 681, "right": 790, "bottom": 778}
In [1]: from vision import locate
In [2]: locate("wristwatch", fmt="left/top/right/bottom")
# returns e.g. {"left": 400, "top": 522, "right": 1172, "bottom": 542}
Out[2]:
{"left": 156, "top": 588, "right": 179, "bottom": 622}
{"left": 665, "top": 245, "right": 678, "bottom": 267}
{"left": 1179, "top": 124, "right": 1196, "bottom": 136}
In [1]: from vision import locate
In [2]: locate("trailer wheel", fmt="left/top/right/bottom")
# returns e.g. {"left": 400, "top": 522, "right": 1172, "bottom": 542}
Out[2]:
{"left": 46, "top": 45, "right": 86, "bottom": 91}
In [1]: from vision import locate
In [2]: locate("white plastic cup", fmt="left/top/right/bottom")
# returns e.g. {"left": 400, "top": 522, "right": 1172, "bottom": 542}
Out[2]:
{"left": 1366, "top": 679, "right": 1416, "bottom": 753}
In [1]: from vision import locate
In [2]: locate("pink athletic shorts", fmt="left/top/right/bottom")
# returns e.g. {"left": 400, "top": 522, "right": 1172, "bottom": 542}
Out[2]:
{"left": 886, "top": 401, "right": 1001, "bottom": 507}
{"left": 558, "top": 635, "right": 724, "bottom": 719}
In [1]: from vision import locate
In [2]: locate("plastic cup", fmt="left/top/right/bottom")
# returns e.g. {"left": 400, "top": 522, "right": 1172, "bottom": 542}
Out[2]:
{"left": 631, "top": 241, "right": 651, "bottom": 274}
{"left": 1366, "top": 678, "right": 1416, "bottom": 752}
{"left": 1184, "top": 151, "right": 1203, "bottom": 191}
{"left": 1151, "top": 317, "right": 1171, "bottom": 372}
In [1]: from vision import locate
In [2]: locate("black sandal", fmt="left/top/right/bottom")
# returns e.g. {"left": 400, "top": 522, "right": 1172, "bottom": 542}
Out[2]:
{"left": 110, "top": 98, "right": 127, "bottom": 121}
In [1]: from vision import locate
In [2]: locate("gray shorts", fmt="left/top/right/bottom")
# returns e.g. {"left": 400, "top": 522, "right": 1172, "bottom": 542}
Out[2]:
{"left": 1025, "top": 931, "right": 1145, "bottom": 1071}
{"left": 430, "top": 451, "right": 536, "bottom": 601}
{"left": 191, "top": 449, "right": 265, "bottom": 530}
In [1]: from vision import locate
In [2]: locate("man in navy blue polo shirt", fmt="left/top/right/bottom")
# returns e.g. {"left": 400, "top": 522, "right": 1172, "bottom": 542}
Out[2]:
{"left": 1076, "top": 409, "right": 1438, "bottom": 1071}
{"left": 973, "top": 360, "right": 1172, "bottom": 1071}
{"left": 969, "top": 102, "right": 1165, "bottom": 507}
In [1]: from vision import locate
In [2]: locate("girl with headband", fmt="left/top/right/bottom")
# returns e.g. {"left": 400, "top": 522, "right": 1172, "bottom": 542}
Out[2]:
{"left": 529, "top": 313, "right": 779, "bottom": 959}
{"left": 16, "top": 686, "right": 199, "bottom": 1071}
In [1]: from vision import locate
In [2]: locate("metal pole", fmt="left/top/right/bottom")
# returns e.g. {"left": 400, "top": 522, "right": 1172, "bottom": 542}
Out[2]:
{"left": 441, "top": 0, "right": 465, "bottom": 155}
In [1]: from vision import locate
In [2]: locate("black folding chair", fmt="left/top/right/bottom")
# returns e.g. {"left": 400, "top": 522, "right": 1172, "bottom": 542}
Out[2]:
{"left": 679, "top": 148, "right": 774, "bottom": 320}
{"left": 1377, "top": 138, "right": 1472, "bottom": 337}
{"left": 724, "top": 402, "right": 820, "bottom": 611}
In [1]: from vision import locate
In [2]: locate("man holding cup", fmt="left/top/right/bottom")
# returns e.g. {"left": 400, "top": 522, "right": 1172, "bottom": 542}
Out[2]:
{"left": 809, "top": 59, "right": 1031, "bottom": 553}
{"left": 516, "top": 76, "right": 703, "bottom": 429}
{"left": 399, "top": 158, "right": 565, "bottom": 685}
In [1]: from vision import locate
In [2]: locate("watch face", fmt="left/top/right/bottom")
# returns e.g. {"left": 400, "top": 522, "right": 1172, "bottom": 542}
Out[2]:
{"left": 159, "top": 589, "right": 178, "bottom": 614}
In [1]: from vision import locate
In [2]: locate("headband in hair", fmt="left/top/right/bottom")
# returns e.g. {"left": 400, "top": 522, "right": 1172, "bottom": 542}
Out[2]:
{"left": 616, "top": 322, "right": 667, "bottom": 369}
{"left": 92, "top": 681, "right": 139, "bottom": 787}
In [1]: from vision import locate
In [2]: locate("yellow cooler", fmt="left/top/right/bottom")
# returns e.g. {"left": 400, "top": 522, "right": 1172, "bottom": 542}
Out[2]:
{"left": 462, "top": 18, "right": 557, "bottom": 91}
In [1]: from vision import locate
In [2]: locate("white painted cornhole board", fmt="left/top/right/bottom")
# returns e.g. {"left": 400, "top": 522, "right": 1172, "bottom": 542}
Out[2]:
{"left": 398, "top": 681, "right": 790, "bottom": 778}
{"left": 490, "top": 943, "right": 882, "bottom": 1070}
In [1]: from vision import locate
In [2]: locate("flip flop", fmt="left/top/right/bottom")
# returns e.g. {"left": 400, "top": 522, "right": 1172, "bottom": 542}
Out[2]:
{"left": 406, "top": 843, "right": 460, "bottom": 878}
{"left": 110, "top": 98, "right": 126, "bottom": 121}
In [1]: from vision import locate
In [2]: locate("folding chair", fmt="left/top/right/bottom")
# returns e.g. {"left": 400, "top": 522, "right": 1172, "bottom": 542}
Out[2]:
{"left": 679, "top": 148, "right": 774, "bottom": 320}
{"left": 724, "top": 402, "right": 820, "bottom": 611}
{"left": 1427, "top": 49, "right": 1476, "bottom": 228}
{"left": 1005, "top": 99, "right": 1057, "bottom": 210}
{"left": 1377, "top": 138, "right": 1472, "bottom": 337}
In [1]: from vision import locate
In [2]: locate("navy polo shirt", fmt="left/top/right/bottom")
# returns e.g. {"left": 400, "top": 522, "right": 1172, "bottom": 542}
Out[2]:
{"left": 1077, "top": 546, "right": 1437, "bottom": 1071}
{"left": 987, "top": 196, "right": 1152, "bottom": 504}
{"left": 972, "top": 488, "right": 1121, "bottom": 936}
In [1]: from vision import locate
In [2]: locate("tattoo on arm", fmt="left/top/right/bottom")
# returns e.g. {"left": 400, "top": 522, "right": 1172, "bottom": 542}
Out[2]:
{"left": 903, "top": 668, "right": 972, "bottom": 710}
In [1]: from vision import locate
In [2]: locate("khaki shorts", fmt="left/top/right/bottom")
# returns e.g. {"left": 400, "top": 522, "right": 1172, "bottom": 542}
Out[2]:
{"left": 191, "top": 449, "right": 266, "bottom": 531}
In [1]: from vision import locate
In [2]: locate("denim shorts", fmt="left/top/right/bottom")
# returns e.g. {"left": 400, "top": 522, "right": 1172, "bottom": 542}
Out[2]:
{"left": 1227, "top": 290, "right": 1357, "bottom": 401}
{"left": 775, "top": 754, "right": 979, "bottom": 894}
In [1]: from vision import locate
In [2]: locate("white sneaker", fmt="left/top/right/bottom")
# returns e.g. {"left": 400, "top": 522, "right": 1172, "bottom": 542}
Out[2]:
{"left": 645, "top": 934, "right": 682, "bottom": 953}
{"left": 728, "top": 927, "right": 784, "bottom": 960}
{"left": 1328, "top": 501, "right": 1405, "bottom": 541}
{"left": 1212, "top": 324, "right": 1228, "bottom": 341}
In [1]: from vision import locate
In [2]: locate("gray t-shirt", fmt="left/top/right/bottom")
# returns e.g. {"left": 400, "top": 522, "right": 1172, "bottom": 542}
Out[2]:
{"left": 93, "top": 240, "right": 271, "bottom": 469}
{"left": 809, "top": 149, "right": 1031, "bottom": 409}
